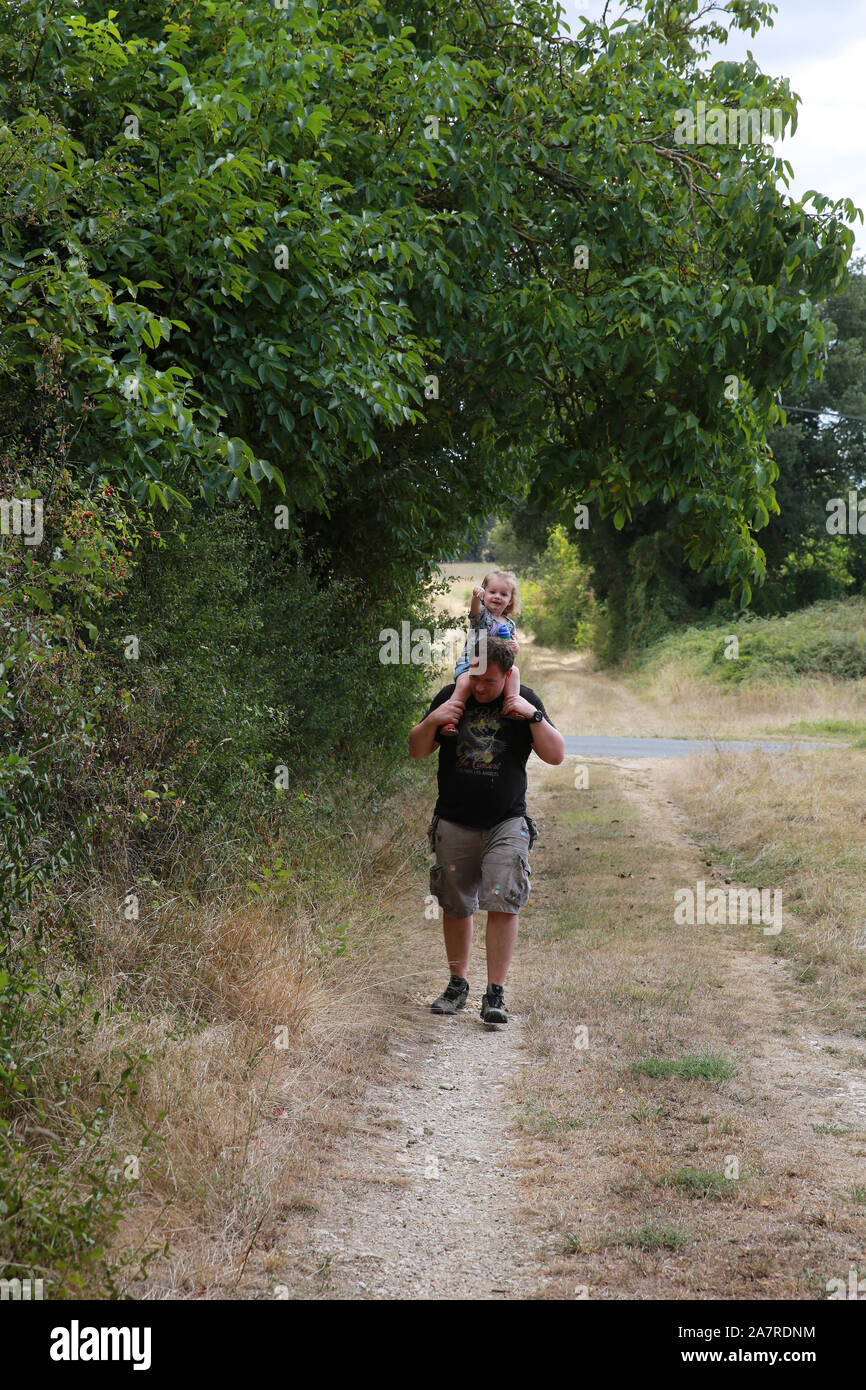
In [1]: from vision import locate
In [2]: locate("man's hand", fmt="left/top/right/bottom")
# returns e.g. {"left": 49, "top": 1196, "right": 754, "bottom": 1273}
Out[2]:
{"left": 502, "top": 693, "right": 536, "bottom": 720}
{"left": 431, "top": 695, "right": 465, "bottom": 728}
{"left": 409, "top": 697, "right": 465, "bottom": 758}
{"left": 501, "top": 694, "right": 565, "bottom": 764}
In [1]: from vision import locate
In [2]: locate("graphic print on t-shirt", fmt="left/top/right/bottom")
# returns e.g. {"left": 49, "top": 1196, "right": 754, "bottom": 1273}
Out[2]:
{"left": 424, "top": 682, "right": 553, "bottom": 828}
{"left": 456, "top": 702, "right": 507, "bottom": 774}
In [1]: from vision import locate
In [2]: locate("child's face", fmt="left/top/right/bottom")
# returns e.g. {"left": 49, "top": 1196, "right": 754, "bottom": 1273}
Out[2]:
{"left": 484, "top": 579, "right": 512, "bottom": 616}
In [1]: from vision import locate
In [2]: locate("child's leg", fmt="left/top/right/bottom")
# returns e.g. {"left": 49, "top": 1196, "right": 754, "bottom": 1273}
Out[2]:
{"left": 503, "top": 664, "right": 521, "bottom": 715}
{"left": 452, "top": 670, "right": 472, "bottom": 705}
{"left": 438, "top": 670, "right": 471, "bottom": 737}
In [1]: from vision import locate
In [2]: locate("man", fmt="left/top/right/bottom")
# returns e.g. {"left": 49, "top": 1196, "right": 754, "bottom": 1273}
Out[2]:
{"left": 408, "top": 635, "right": 565, "bottom": 1026}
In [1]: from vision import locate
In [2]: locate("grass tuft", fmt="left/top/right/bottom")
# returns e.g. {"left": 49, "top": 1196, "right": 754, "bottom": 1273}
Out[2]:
{"left": 662, "top": 1167, "right": 739, "bottom": 1199}
{"left": 630, "top": 1051, "right": 737, "bottom": 1082}
{"left": 616, "top": 1222, "right": 693, "bottom": 1251}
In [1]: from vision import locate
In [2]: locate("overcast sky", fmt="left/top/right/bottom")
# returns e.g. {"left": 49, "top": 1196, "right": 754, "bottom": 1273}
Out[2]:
{"left": 556, "top": 0, "right": 866, "bottom": 260}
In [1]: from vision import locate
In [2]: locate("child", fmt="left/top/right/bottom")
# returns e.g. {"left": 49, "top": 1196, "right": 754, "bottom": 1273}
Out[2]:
{"left": 438, "top": 570, "right": 522, "bottom": 737}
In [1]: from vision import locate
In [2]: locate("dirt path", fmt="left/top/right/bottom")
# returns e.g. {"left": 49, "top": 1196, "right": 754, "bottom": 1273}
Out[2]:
{"left": 283, "top": 994, "right": 549, "bottom": 1299}
{"left": 260, "top": 649, "right": 866, "bottom": 1301}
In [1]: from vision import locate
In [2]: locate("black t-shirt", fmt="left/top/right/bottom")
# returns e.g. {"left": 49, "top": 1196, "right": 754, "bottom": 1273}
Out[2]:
{"left": 423, "top": 683, "right": 556, "bottom": 829}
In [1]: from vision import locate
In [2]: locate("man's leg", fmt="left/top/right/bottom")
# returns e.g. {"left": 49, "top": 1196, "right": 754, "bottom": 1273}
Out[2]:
{"left": 443, "top": 912, "right": 473, "bottom": 980}
{"left": 485, "top": 911, "right": 519, "bottom": 986}
{"left": 475, "top": 816, "right": 531, "bottom": 1021}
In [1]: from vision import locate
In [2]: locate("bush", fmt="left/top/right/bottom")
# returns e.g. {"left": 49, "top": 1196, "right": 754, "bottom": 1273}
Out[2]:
{"left": 751, "top": 538, "right": 856, "bottom": 617}
{"left": 520, "top": 525, "right": 596, "bottom": 650}
{"left": 71, "top": 502, "right": 438, "bottom": 878}
{"left": 0, "top": 940, "right": 150, "bottom": 1297}
{"left": 1, "top": 486, "right": 435, "bottom": 1292}
{"left": 633, "top": 598, "right": 866, "bottom": 688}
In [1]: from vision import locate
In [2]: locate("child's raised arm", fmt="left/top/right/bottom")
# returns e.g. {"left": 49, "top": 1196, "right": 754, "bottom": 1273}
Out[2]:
{"left": 469, "top": 585, "right": 485, "bottom": 618}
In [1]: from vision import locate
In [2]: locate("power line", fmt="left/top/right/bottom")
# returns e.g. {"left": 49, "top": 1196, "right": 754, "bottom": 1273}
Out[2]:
{"left": 779, "top": 404, "right": 866, "bottom": 425}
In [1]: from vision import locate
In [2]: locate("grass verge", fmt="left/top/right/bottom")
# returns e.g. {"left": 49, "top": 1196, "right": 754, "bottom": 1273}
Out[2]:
{"left": 512, "top": 759, "right": 866, "bottom": 1298}
{"left": 4, "top": 761, "right": 436, "bottom": 1298}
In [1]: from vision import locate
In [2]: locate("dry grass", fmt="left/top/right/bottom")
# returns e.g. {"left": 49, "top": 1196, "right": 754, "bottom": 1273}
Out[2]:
{"left": 47, "top": 775, "right": 437, "bottom": 1298}
{"left": 628, "top": 668, "right": 866, "bottom": 741}
{"left": 659, "top": 747, "right": 866, "bottom": 1029}
{"left": 511, "top": 759, "right": 866, "bottom": 1299}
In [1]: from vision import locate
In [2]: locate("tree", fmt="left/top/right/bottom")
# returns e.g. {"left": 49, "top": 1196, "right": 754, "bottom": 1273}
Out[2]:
{"left": 755, "top": 258, "right": 866, "bottom": 610}
{"left": 2, "top": 0, "right": 858, "bottom": 601}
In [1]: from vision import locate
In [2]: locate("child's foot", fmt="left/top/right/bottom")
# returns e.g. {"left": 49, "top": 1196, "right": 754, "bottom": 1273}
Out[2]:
{"left": 438, "top": 723, "right": 459, "bottom": 738}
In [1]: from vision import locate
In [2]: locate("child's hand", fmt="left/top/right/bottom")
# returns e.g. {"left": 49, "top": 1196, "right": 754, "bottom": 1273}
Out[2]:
{"left": 472, "top": 586, "right": 486, "bottom": 602}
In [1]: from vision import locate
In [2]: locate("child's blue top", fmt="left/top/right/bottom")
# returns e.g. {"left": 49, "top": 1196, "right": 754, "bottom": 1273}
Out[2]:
{"left": 454, "top": 603, "right": 517, "bottom": 674}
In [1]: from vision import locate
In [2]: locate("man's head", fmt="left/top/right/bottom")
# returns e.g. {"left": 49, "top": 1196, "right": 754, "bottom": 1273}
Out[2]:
{"left": 467, "top": 635, "right": 515, "bottom": 702}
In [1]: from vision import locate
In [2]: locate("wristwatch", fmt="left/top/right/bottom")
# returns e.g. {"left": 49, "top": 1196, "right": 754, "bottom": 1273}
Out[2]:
{"left": 529, "top": 709, "right": 543, "bottom": 723}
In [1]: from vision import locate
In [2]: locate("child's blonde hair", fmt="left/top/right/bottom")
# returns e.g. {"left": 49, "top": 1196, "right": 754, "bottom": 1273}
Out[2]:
{"left": 483, "top": 569, "right": 521, "bottom": 618}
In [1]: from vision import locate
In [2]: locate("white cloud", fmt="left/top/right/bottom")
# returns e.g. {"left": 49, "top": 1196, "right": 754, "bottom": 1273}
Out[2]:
{"left": 763, "top": 39, "right": 866, "bottom": 244}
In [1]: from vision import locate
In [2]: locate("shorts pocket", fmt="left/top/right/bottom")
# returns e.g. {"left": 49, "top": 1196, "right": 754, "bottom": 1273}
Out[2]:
{"left": 504, "top": 853, "right": 532, "bottom": 909}
{"left": 429, "top": 862, "right": 443, "bottom": 902}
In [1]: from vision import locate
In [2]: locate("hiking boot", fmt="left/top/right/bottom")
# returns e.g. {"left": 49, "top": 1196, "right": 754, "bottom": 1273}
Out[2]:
{"left": 480, "top": 982, "right": 508, "bottom": 1026}
{"left": 437, "top": 722, "right": 458, "bottom": 738}
{"left": 431, "top": 975, "right": 469, "bottom": 1014}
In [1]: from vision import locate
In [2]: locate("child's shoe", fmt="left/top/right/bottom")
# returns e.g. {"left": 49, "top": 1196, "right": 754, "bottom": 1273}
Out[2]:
{"left": 438, "top": 723, "right": 459, "bottom": 738}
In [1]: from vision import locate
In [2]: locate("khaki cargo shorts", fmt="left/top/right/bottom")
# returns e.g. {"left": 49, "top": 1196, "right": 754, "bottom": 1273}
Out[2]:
{"left": 427, "top": 814, "right": 536, "bottom": 918}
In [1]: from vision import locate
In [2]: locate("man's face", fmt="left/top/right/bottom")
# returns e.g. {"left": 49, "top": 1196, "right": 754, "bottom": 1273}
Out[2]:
{"left": 467, "top": 659, "right": 507, "bottom": 702}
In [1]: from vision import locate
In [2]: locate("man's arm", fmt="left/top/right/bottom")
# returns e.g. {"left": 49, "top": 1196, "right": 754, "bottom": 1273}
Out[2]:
{"left": 409, "top": 694, "right": 466, "bottom": 759}
{"left": 501, "top": 693, "right": 566, "bottom": 765}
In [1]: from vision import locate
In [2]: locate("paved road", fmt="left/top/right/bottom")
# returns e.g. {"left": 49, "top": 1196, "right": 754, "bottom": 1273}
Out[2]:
{"left": 562, "top": 735, "right": 833, "bottom": 759}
